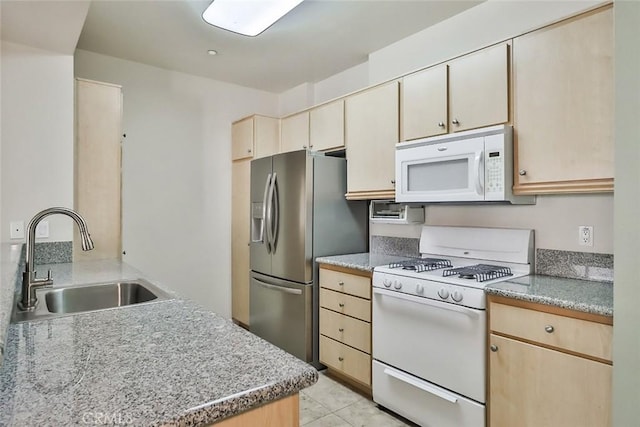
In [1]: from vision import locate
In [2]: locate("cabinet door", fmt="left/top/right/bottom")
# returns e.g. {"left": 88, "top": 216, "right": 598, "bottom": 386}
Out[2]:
{"left": 231, "top": 117, "right": 254, "bottom": 161}
{"left": 401, "top": 65, "right": 448, "bottom": 141}
{"left": 449, "top": 43, "right": 509, "bottom": 133}
{"left": 254, "top": 115, "right": 280, "bottom": 159}
{"left": 231, "top": 160, "right": 251, "bottom": 326}
{"left": 310, "top": 100, "right": 344, "bottom": 151}
{"left": 75, "top": 79, "right": 122, "bottom": 261}
{"left": 489, "top": 334, "right": 611, "bottom": 427}
{"left": 280, "top": 111, "right": 309, "bottom": 153}
{"left": 513, "top": 6, "right": 613, "bottom": 193}
{"left": 345, "top": 81, "right": 399, "bottom": 199}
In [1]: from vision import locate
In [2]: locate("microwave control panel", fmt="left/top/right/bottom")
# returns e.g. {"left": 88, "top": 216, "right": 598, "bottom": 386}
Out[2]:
{"left": 484, "top": 134, "right": 508, "bottom": 199}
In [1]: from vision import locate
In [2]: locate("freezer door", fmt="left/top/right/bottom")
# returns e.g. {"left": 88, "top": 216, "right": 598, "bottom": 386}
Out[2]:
{"left": 250, "top": 156, "right": 273, "bottom": 275}
{"left": 271, "top": 150, "right": 313, "bottom": 283}
{"left": 250, "top": 272, "right": 312, "bottom": 362}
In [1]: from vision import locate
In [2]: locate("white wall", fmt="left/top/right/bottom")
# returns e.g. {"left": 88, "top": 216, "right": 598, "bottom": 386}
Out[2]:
{"left": 371, "top": 194, "right": 614, "bottom": 254}
{"left": 368, "top": 0, "right": 605, "bottom": 85}
{"left": 74, "top": 49, "right": 279, "bottom": 317}
{"left": 1, "top": 41, "right": 75, "bottom": 243}
{"left": 613, "top": 0, "right": 640, "bottom": 424}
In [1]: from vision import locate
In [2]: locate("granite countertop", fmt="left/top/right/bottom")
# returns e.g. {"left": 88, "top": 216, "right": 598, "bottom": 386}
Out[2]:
{"left": 0, "top": 256, "right": 317, "bottom": 426}
{"left": 485, "top": 275, "right": 613, "bottom": 317}
{"left": 316, "top": 252, "right": 414, "bottom": 272}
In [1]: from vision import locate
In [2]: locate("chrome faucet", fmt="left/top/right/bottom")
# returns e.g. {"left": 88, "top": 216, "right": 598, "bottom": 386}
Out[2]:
{"left": 18, "top": 207, "right": 94, "bottom": 311}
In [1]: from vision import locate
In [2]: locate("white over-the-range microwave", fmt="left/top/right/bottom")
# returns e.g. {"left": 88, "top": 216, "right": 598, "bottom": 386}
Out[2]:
{"left": 395, "top": 124, "right": 535, "bottom": 204}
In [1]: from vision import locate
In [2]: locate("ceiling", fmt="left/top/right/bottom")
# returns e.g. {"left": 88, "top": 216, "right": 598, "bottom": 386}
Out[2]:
{"left": 1, "top": 1, "right": 484, "bottom": 94}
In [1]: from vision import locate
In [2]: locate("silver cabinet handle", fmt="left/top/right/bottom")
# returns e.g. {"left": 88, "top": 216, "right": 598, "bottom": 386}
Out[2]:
{"left": 247, "top": 148, "right": 252, "bottom": 153}
{"left": 438, "top": 122, "right": 445, "bottom": 128}
{"left": 338, "top": 303, "right": 345, "bottom": 308}
{"left": 338, "top": 357, "right": 344, "bottom": 361}
{"left": 519, "top": 170, "right": 527, "bottom": 176}
{"left": 452, "top": 119, "right": 460, "bottom": 125}
{"left": 391, "top": 180, "right": 396, "bottom": 185}
{"left": 490, "top": 344, "right": 498, "bottom": 352}
{"left": 338, "top": 281, "right": 344, "bottom": 286}
{"left": 303, "top": 145, "right": 307, "bottom": 149}
{"left": 545, "top": 325, "right": 554, "bottom": 333}
{"left": 338, "top": 328, "right": 344, "bottom": 332}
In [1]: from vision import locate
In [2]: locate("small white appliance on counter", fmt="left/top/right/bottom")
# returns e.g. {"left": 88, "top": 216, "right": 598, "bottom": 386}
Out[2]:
{"left": 369, "top": 200, "right": 424, "bottom": 224}
{"left": 395, "top": 124, "right": 535, "bottom": 204}
{"left": 372, "top": 225, "right": 534, "bottom": 427}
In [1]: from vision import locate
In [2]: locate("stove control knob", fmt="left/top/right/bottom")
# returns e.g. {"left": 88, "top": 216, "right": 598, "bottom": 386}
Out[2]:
{"left": 416, "top": 284, "right": 425, "bottom": 294}
{"left": 438, "top": 288, "right": 449, "bottom": 300}
{"left": 383, "top": 278, "right": 392, "bottom": 288}
{"left": 451, "top": 290, "right": 463, "bottom": 302}
{"left": 394, "top": 280, "right": 402, "bottom": 290}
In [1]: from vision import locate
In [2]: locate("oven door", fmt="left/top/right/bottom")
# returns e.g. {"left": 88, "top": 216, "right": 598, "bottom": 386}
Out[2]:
{"left": 372, "top": 287, "right": 486, "bottom": 403}
{"left": 395, "top": 137, "right": 485, "bottom": 203}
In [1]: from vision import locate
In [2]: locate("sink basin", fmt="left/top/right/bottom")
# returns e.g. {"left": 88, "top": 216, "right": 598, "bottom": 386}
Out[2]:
{"left": 12, "top": 278, "right": 172, "bottom": 323}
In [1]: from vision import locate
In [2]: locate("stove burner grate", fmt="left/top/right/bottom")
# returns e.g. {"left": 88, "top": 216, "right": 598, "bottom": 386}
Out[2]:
{"left": 389, "top": 258, "right": 452, "bottom": 273}
{"left": 442, "top": 264, "right": 513, "bottom": 282}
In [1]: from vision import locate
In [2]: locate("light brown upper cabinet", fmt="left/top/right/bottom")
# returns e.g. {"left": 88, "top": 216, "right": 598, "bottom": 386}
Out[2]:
{"left": 310, "top": 99, "right": 345, "bottom": 152}
{"left": 401, "top": 43, "right": 509, "bottom": 141}
{"left": 513, "top": 5, "right": 613, "bottom": 194}
{"left": 231, "top": 115, "right": 280, "bottom": 161}
{"left": 280, "top": 111, "right": 310, "bottom": 153}
{"left": 345, "top": 81, "right": 399, "bottom": 200}
{"left": 401, "top": 65, "right": 448, "bottom": 140}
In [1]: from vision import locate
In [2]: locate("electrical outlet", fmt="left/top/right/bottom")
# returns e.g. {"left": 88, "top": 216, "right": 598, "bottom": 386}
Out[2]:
{"left": 10, "top": 221, "right": 24, "bottom": 239}
{"left": 36, "top": 220, "right": 49, "bottom": 238}
{"left": 578, "top": 225, "right": 594, "bottom": 247}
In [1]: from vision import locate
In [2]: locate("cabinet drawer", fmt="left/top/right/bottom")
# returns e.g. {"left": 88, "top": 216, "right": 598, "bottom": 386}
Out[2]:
{"left": 320, "top": 308, "right": 370, "bottom": 353}
{"left": 320, "top": 335, "right": 371, "bottom": 386}
{"left": 320, "top": 268, "right": 371, "bottom": 299}
{"left": 320, "top": 288, "right": 371, "bottom": 322}
{"left": 490, "top": 303, "right": 612, "bottom": 361}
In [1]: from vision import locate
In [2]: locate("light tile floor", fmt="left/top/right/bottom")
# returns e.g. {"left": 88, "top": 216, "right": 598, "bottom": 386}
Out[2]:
{"left": 300, "top": 371, "right": 417, "bottom": 427}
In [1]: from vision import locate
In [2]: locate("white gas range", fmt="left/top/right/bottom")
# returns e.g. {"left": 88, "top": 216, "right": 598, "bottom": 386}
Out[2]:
{"left": 372, "top": 225, "right": 534, "bottom": 427}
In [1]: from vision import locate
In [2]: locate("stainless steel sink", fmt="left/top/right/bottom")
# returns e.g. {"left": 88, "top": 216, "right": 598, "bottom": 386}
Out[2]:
{"left": 12, "top": 278, "right": 172, "bottom": 323}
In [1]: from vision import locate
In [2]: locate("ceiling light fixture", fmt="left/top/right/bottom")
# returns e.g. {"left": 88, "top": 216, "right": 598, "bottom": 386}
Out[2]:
{"left": 202, "top": 0, "right": 304, "bottom": 37}
{"left": 207, "top": 49, "right": 218, "bottom": 56}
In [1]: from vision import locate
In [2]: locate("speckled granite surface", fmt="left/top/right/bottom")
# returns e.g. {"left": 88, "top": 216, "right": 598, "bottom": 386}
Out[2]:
{"left": 536, "top": 249, "right": 613, "bottom": 282}
{"left": 0, "top": 244, "right": 22, "bottom": 359}
{"left": 370, "top": 236, "right": 419, "bottom": 258}
{"left": 316, "top": 252, "right": 414, "bottom": 272}
{"left": 0, "top": 257, "right": 317, "bottom": 425}
{"left": 485, "top": 275, "right": 613, "bottom": 316}
{"left": 31, "top": 241, "right": 72, "bottom": 264}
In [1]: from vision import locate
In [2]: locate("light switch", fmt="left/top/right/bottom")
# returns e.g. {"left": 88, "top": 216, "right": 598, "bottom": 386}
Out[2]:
{"left": 10, "top": 221, "right": 24, "bottom": 239}
{"left": 36, "top": 220, "right": 49, "bottom": 238}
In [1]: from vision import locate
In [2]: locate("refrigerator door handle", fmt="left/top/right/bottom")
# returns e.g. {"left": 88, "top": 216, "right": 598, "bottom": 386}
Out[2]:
{"left": 271, "top": 172, "right": 279, "bottom": 252}
{"left": 263, "top": 173, "right": 272, "bottom": 253}
{"left": 254, "top": 278, "right": 303, "bottom": 295}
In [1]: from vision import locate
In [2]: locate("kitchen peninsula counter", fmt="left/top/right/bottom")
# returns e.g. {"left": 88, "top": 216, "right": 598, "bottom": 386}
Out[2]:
{"left": 485, "top": 275, "right": 613, "bottom": 317}
{"left": 0, "top": 257, "right": 317, "bottom": 426}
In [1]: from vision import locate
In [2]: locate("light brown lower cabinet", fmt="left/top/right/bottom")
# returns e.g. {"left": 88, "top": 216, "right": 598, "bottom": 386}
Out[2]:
{"left": 207, "top": 394, "right": 299, "bottom": 426}
{"left": 318, "top": 265, "right": 372, "bottom": 393}
{"left": 488, "top": 296, "right": 612, "bottom": 427}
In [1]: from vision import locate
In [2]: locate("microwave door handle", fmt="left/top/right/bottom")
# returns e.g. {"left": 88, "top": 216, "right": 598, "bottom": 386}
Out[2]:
{"left": 475, "top": 151, "right": 484, "bottom": 196}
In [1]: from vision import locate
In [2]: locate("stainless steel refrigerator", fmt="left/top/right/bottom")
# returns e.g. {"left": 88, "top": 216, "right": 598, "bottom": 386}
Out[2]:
{"left": 249, "top": 150, "right": 367, "bottom": 367}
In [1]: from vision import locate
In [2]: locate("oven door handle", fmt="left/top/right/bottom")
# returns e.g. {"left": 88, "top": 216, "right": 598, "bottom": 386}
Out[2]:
{"left": 373, "top": 287, "right": 479, "bottom": 318}
{"left": 383, "top": 366, "right": 458, "bottom": 404}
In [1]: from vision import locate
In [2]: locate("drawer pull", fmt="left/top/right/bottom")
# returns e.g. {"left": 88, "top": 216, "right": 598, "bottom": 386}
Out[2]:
{"left": 338, "top": 357, "right": 344, "bottom": 362}
{"left": 490, "top": 344, "right": 498, "bottom": 352}
{"left": 338, "top": 328, "right": 344, "bottom": 332}
{"left": 338, "top": 303, "right": 345, "bottom": 308}
{"left": 338, "top": 281, "right": 344, "bottom": 286}
{"left": 545, "top": 325, "right": 555, "bottom": 333}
